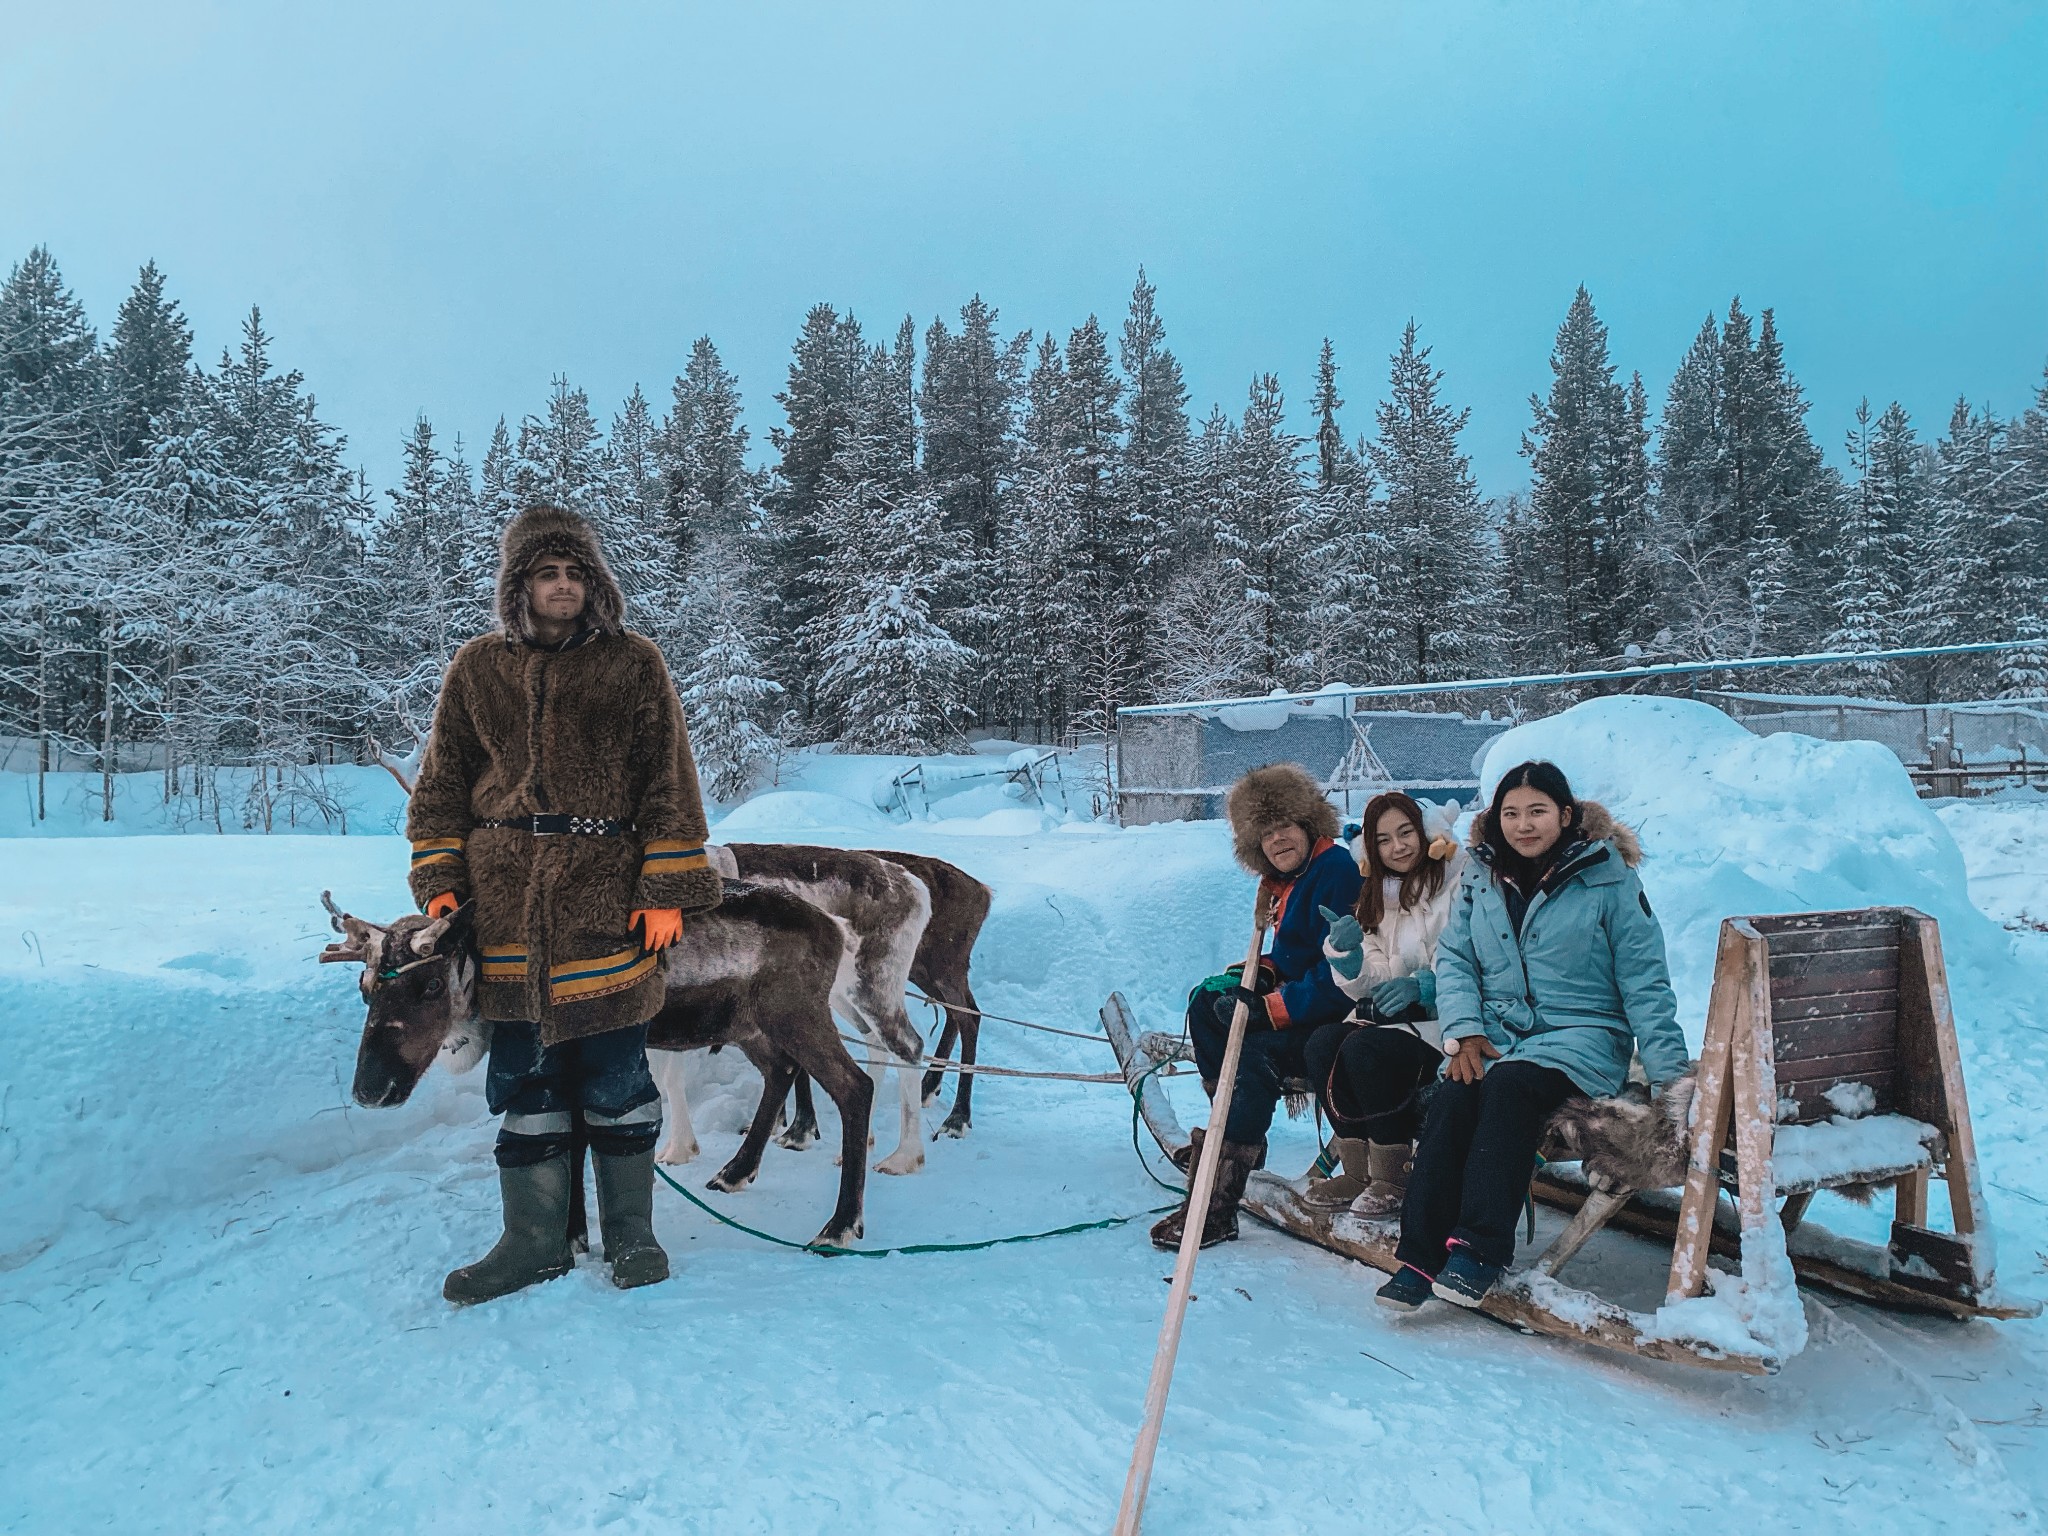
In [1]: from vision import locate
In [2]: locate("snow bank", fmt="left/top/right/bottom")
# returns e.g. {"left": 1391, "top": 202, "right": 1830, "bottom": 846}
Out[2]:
{"left": 1476, "top": 697, "right": 2006, "bottom": 1029}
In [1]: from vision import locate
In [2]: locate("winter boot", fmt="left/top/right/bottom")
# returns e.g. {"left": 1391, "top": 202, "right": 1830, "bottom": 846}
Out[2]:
{"left": 1302, "top": 1138, "right": 1370, "bottom": 1210}
{"left": 1433, "top": 1245, "right": 1505, "bottom": 1310}
{"left": 1345, "top": 1142, "right": 1412, "bottom": 1219}
{"left": 1375, "top": 1264, "right": 1436, "bottom": 1313}
{"left": 1168, "top": 1082, "right": 1220, "bottom": 1173}
{"left": 443, "top": 1154, "right": 577, "bottom": 1305}
{"left": 593, "top": 1148, "right": 671, "bottom": 1290}
{"left": 1149, "top": 1130, "right": 1265, "bottom": 1251}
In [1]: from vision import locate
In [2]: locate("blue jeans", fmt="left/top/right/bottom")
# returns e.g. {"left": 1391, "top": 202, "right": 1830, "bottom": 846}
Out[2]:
{"left": 485, "top": 1021, "right": 661, "bottom": 1166}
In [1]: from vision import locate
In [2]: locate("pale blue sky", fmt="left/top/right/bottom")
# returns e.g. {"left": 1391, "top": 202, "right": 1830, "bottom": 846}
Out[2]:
{"left": 4, "top": 1, "right": 2044, "bottom": 496}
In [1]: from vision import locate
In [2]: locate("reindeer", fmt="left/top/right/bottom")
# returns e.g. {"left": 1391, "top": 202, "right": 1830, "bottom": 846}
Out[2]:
{"left": 654, "top": 845, "right": 992, "bottom": 1168}
{"left": 773, "top": 849, "right": 993, "bottom": 1149}
{"left": 319, "top": 884, "right": 876, "bottom": 1249}
{"left": 670, "top": 843, "right": 932, "bottom": 1176}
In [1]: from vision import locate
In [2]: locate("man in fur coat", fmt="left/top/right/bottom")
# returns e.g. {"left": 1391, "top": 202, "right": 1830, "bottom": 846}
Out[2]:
{"left": 1151, "top": 762, "right": 1362, "bottom": 1250}
{"left": 406, "top": 503, "right": 723, "bottom": 1304}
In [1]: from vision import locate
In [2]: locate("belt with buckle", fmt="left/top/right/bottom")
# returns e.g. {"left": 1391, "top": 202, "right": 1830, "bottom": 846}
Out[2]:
{"left": 477, "top": 814, "right": 633, "bottom": 837}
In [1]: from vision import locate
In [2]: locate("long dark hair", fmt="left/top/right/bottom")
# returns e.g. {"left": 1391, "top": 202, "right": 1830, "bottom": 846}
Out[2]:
{"left": 1482, "top": 760, "right": 1578, "bottom": 869}
{"left": 1353, "top": 791, "right": 1451, "bottom": 930}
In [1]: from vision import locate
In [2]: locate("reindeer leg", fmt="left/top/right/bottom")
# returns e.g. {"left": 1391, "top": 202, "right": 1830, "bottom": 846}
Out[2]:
{"left": 649, "top": 1048, "right": 699, "bottom": 1165}
{"left": 710, "top": 1053, "right": 793, "bottom": 1194}
{"left": 875, "top": 1051, "right": 926, "bottom": 1175}
{"left": 940, "top": 983, "right": 981, "bottom": 1138}
{"left": 804, "top": 1041, "right": 874, "bottom": 1248}
{"left": 778, "top": 1070, "right": 820, "bottom": 1150}
{"left": 922, "top": 1015, "right": 960, "bottom": 1106}
{"left": 567, "top": 1112, "right": 591, "bottom": 1256}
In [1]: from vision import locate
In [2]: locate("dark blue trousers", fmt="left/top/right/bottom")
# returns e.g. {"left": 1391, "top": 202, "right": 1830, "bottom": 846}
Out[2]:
{"left": 485, "top": 1021, "right": 661, "bottom": 1167}
{"left": 1186, "top": 991, "right": 1314, "bottom": 1147}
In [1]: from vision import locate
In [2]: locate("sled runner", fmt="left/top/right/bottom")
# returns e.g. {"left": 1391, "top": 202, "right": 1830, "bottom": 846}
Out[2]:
{"left": 1535, "top": 908, "right": 2039, "bottom": 1324}
{"left": 1104, "top": 996, "right": 1781, "bottom": 1375}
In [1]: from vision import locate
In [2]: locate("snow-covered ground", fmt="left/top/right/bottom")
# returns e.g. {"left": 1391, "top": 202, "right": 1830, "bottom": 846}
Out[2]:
{"left": 4, "top": 699, "right": 2046, "bottom": 1533}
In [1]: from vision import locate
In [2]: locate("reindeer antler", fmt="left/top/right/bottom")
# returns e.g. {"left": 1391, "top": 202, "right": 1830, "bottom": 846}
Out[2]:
{"left": 321, "top": 889, "right": 348, "bottom": 935}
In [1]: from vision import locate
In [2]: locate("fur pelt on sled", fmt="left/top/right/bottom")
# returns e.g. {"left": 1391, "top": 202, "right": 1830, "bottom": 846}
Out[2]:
{"left": 1545, "top": 1074, "right": 1696, "bottom": 1192}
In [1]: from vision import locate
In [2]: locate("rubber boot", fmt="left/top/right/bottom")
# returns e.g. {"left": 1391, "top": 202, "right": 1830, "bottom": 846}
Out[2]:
{"left": 1346, "top": 1142, "right": 1412, "bottom": 1219}
{"left": 1303, "top": 1137, "right": 1370, "bottom": 1209}
{"left": 594, "top": 1148, "right": 670, "bottom": 1290}
{"left": 443, "top": 1155, "right": 576, "bottom": 1305}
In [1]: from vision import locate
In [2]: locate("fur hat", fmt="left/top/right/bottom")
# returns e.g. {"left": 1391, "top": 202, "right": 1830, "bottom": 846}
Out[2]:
{"left": 1227, "top": 763, "right": 1339, "bottom": 880}
{"left": 1469, "top": 798, "right": 1642, "bottom": 867}
{"left": 496, "top": 504, "right": 627, "bottom": 643}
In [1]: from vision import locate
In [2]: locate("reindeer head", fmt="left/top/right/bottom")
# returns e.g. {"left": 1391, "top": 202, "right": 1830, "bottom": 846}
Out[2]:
{"left": 319, "top": 891, "right": 486, "bottom": 1108}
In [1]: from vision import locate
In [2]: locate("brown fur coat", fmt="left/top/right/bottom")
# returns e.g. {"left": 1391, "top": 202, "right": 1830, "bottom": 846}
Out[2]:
{"left": 406, "top": 505, "right": 722, "bottom": 1043}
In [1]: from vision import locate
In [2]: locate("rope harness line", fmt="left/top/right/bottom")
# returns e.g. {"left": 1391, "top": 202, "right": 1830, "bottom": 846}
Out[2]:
{"left": 904, "top": 989, "right": 1107, "bottom": 1043}
{"left": 836, "top": 1032, "right": 1141, "bottom": 1084}
{"left": 655, "top": 1162, "right": 1174, "bottom": 1257}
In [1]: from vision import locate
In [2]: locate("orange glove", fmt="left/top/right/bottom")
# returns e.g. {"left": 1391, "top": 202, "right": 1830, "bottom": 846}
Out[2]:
{"left": 632, "top": 908, "right": 683, "bottom": 951}
{"left": 425, "top": 892, "right": 459, "bottom": 920}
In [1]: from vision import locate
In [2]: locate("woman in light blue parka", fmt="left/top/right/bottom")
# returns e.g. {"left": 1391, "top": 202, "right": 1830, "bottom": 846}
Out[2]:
{"left": 1375, "top": 760, "right": 1690, "bottom": 1313}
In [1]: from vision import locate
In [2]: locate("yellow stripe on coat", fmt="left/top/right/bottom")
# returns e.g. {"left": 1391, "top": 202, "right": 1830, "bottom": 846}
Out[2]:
{"left": 640, "top": 840, "right": 708, "bottom": 872}
{"left": 480, "top": 945, "right": 527, "bottom": 982}
{"left": 549, "top": 947, "right": 661, "bottom": 1003}
{"left": 411, "top": 836, "right": 467, "bottom": 867}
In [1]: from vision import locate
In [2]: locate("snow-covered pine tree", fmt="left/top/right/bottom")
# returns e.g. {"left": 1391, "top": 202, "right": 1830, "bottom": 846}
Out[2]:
{"left": 1060, "top": 316, "right": 1138, "bottom": 731}
{"left": 1520, "top": 287, "right": 1640, "bottom": 670}
{"left": 988, "top": 332, "right": 1081, "bottom": 737}
{"left": 679, "top": 552, "right": 785, "bottom": 801}
{"left": 1823, "top": 400, "right": 1911, "bottom": 695}
{"left": 762, "top": 304, "right": 866, "bottom": 724}
{"left": 2005, "top": 368, "right": 2048, "bottom": 696}
{"left": 1366, "top": 321, "right": 1496, "bottom": 683}
{"left": 819, "top": 488, "right": 974, "bottom": 755}
{"left": 1297, "top": 340, "right": 1382, "bottom": 687}
{"left": 102, "top": 262, "right": 193, "bottom": 466}
{"left": 1211, "top": 373, "right": 1313, "bottom": 691}
{"left": 1909, "top": 399, "right": 2011, "bottom": 698}
{"left": 658, "top": 336, "right": 754, "bottom": 551}
{"left": 1115, "top": 267, "right": 1190, "bottom": 668}
{"left": 478, "top": 417, "right": 517, "bottom": 529}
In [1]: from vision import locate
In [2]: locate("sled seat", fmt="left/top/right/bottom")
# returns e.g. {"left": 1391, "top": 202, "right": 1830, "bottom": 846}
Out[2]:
{"left": 1533, "top": 907, "right": 2037, "bottom": 1322}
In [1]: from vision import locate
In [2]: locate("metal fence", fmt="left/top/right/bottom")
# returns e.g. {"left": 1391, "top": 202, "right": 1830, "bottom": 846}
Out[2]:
{"left": 1114, "top": 697, "right": 1507, "bottom": 826}
{"left": 1703, "top": 692, "right": 2048, "bottom": 796}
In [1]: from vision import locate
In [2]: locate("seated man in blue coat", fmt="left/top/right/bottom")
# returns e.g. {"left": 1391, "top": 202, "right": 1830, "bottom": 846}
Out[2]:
{"left": 1151, "top": 762, "right": 1363, "bottom": 1250}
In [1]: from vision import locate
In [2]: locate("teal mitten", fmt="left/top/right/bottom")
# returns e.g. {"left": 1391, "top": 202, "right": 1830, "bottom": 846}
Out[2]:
{"left": 1319, "top": 904, "right": 1365, "bottom": 980}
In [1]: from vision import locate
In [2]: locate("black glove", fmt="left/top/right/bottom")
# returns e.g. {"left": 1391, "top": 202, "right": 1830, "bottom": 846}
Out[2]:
{"left": 1213, "top": 986, "right": 1267, "bottom": 1029}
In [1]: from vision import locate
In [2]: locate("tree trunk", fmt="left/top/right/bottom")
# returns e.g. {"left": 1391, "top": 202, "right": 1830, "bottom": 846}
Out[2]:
{"left": 101, "top": 614, "right": 117, "bottom": 823}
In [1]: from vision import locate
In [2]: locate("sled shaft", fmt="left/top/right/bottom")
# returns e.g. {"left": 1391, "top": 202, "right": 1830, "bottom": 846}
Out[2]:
{"left": 1115, "top": 915, "right": 1265, "bottom": 1535}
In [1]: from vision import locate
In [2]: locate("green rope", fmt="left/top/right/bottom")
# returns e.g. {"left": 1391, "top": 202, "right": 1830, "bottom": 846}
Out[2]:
{"left": 1130, "top": 1057, "right": 1189, "bottom": 1196}
{"left": 655, "top": 1163, "right": 1174, "bottom": 1259}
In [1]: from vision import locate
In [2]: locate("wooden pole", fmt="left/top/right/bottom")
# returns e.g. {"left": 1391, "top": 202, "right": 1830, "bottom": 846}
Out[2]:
{"left": 1113, "top": 906, "right": 1267, "bottom": 1535}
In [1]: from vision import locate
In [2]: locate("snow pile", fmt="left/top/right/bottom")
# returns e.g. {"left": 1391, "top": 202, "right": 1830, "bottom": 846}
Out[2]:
{"left": 1476, "top": 696, "right": 2006, "bottom": 1021}
{"left": 1934, "top": 794, "right": 2048, "bottom": 930}
{"left": 1646, "top": 1242, "right": 1811, "bottom": 1361}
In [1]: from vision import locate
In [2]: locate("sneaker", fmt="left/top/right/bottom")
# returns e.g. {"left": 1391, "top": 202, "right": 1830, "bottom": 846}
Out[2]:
{"left": 1432, "top": 1249, "right": 1504, "bottom": 1309}
{"left": 1375, "top": 1265, "right": 1436, "bottom": 1313}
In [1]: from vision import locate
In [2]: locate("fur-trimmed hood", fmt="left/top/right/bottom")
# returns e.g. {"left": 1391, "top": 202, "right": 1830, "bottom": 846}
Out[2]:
{"left": 496, "top": 504, "right": 627, "bottom": 644}
{"left": 1469, "top": 798, "right": 1642, "bottom": 867}
{"left": 1227, "top": 763, "right": 1340, "bottom": 881}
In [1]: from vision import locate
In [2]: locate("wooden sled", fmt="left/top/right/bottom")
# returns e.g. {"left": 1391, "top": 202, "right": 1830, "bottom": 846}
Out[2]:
{"left": 1104, "top": 995, "right": 1781, "bottom": 1376}
{"left": 1537, "top": 908, "right": 2038, "bottom": 1324}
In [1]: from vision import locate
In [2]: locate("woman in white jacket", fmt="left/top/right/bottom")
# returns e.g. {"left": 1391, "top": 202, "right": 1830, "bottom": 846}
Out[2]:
{"left": 1302, "top": 791, "right": 1465, "bottom": 1215}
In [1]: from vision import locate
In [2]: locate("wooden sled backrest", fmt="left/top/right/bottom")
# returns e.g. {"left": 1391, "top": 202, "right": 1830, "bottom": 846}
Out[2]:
{"left": 1740, "top": 906, "right": 1959, "bottom": 1146}
{"left": 1748, "top": 908, "right": 1904, "bottom": 1125}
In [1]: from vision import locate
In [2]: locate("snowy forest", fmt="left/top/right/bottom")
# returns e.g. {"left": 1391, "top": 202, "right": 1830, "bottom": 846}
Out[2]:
{"left": 4, "top": 244, "right": 2047, "bottom": 821}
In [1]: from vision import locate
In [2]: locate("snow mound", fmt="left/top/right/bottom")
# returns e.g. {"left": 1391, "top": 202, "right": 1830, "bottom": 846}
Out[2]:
{"left": 713, "top": 788, "right": 891, "bottom": 834}
{"left": 1477, "top": 697, "right": 2001, "bottom": 1014}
